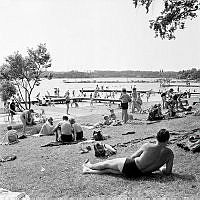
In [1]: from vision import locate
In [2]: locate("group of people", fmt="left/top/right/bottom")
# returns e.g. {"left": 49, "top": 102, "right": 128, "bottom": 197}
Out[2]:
{"left": 119, "top": 87, "right": 143, "bottom": 123}
{"left": 53, "top": 115, "right": 83, "bottom": 142}
{"left": 17, "top": 108, "right": 84, "bottom": 143}
{"left": 161, "top": 88, "right": 191, "bottom": 118}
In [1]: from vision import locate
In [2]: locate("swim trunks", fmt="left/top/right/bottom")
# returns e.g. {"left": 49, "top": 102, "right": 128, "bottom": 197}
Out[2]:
{"left": 76, "top": 131, "right": 83, "bottom": 140}
{"left": 61, "top": 134, "right": 73, "bottom": 142}
{"left": 121, "top": 102, "right": 128, "bottom": 110}
{"left": 122, "top": 158, "right": 143, "bottom": 177}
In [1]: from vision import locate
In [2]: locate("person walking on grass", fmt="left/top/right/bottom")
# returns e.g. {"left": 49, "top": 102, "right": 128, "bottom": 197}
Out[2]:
{"left": 83, "top": 129, "right": 174, "bottom": 177}
{"left": 119, "top": 88, "right": 131, "bottom": 124}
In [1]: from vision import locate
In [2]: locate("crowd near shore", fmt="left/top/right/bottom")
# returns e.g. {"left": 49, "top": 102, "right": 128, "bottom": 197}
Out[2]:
{"left": 0, "top": 85, "right": 200, "bottom": 199}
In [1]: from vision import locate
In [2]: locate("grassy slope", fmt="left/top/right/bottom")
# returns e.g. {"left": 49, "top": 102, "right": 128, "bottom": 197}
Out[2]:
{"left": 0, "top": 107, "right": 200, "bottom": 199}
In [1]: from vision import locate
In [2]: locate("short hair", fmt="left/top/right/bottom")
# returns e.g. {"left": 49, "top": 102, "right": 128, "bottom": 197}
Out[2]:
{"left": 69, "top": 117, "right": 75, "bottom": 124}
{"left": 156, "top": 129, "right": 170, "bottom": 143}
{"left": 122, "top": 88, "right": 126, "bottom": 93}
{"left": 48, "top": 117, "right": 53, "bottom": 122}
{"left": 7, "top": 126, "right": 12, "bottom": 130}
{"left": 29, "top": 109, "right": 34, "bottom": 113}
{"left": 63, "top": 115, "right": 68, "bottom": 120}
{"left": 104, "top": 115, "right": 109, "bottom": 120}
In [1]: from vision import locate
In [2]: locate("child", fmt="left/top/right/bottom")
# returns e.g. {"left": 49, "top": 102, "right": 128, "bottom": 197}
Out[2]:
{"left": 109, "top": 109, "right": 116, "bottom": 121}
{"left": 119, "top": 88, "right": 131, "bottom": 123}
{"left": 0, "top": 126, "right": 19, "bottom": 145}
{"left": 103, "top": 115, "right": 112, "bottom": 126}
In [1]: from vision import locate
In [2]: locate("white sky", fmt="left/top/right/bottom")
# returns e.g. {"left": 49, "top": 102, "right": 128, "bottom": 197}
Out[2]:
{"left": 0, "top": 0, "right": 200, "bottom": 72}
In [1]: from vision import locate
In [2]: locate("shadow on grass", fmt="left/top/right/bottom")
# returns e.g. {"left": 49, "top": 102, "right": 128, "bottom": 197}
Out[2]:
{"left": 100, "top": 172, "right": 197, "bottom": 183}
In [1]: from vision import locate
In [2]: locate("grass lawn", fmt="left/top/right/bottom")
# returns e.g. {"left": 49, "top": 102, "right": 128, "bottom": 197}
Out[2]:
{"left": 0, "top": 104, "right": 200, "bottom": 199}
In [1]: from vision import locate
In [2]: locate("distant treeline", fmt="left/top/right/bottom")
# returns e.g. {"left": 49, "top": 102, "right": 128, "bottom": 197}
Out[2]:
{"left": 50, "top": 70, "right": 178, "bottom": 79}
{"left": 177, "top": 68, "right": 200, "bottom": 81}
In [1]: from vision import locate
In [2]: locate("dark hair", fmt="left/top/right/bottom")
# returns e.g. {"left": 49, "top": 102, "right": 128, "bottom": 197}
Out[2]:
{"left": 7, "top": 125, "right": 12, "bottom": 130}
{"left": 156, "top": 129, "right": 170, "bottom": 143}
{"left": 122, "top": 88, "right": 126, "bottom": 93}
{"left": 63, "top": 115, "right": 68, "bottom": 120}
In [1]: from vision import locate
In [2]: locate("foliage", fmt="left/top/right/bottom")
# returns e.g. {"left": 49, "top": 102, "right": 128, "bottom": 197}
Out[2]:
{"left": 133, "top": 0, "right": 200, "bottom": 39}
{"left": 0, "top": 44, "right": 51, "bottom": 109}
{"left": 52, "top": 70, "right": 177, "bottom": 79}
{"left": 177, "top": 68, "right": 200, "bottom": 80}
{"left": 0, "top": 80, "right": 17, "bottom": 102}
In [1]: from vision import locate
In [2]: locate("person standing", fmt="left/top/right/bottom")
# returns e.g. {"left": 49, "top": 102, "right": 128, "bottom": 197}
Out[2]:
{"left": 131, "top": 87, "right": 138, "bottom": 113}
{"left": 65, "top": 91, "right": 70, "bottom": 115}
{"left": 119, "top": 88, "right": 131, "bottom": 124}
{"left": 9, "top": 99, "right": 16, "bottom": 121}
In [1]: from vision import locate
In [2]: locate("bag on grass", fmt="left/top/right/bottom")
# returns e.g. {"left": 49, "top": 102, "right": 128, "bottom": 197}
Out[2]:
{"left": 94, "top": 143, "right": 106, "bottom": 157}
{"left": 93, "top": 130, "right": 104, "bottom": 141}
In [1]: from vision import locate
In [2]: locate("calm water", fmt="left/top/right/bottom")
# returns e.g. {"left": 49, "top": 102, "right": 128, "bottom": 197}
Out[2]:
{"left": 1, "top": 77, "right": 200, "bottom": 108}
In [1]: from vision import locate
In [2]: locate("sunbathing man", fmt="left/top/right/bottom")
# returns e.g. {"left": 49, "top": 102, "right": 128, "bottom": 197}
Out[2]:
{"left": 83, "top": 129, "right": 174, "bottom": 177}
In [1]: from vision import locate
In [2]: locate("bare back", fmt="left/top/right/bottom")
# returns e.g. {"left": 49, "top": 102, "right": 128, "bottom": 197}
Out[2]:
{"left": 134, "top": 143, "right": 174, "bottom": 174}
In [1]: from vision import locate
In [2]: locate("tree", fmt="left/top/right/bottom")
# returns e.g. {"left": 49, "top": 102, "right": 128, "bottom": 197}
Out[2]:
{"left": 133, "top": 0, "right": 200, "bottom": 39}
{"left": 0, "top": 43, "right": 52, "bottom": 110}
{"left": 0, "top": 80, "right": 17, "bottom": 104}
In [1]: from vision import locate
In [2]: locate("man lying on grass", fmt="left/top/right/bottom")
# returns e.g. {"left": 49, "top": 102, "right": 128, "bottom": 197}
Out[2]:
{"left": 83, "top": 129, "right": 174, "bottom": 177}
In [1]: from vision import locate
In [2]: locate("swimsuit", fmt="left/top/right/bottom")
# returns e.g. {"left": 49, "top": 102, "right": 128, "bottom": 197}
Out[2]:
{"left": 121, "top": 102, "right": 128, "bottom": 110}
{"left": 122, "top": 158, "right": 143, "bottom": 177}
{"left": 61, "top": 134, "right": 73, "bottom": 142}
{"left": 76, "top": 131, "right": 83, "bottom": 140}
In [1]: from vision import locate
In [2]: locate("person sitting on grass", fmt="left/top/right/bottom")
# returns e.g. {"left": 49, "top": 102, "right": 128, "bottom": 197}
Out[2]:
{"left": 109, "top": 109, "right": 116, "bottom": 121}
{"left": 38, "top": 117, "right": 54, "bottom": 136}
{"left": 53, "top": 115, "right": 74, "bottom": 142}
{"left": 0, "top": 126, "right": 19, "bottom": 145}
{"left": 20, "top": 109, "right": 35, "bottom": 135}
{"left": 82, "top": 129, "right": 174, "bottom": 177}
{"left": 69, "top": 117, "right": 84, "bottom": 141}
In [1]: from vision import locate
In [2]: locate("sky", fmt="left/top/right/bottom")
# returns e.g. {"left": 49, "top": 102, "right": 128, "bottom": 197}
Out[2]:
{"left": 0, "top": 0, "right": 200, "bottom": 72}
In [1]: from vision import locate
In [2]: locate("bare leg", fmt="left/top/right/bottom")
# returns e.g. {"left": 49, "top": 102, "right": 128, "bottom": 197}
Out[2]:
{"left": 122, "top": 110, "right": 125, "bottom": 121}
{"left": 84, "top": 158, "right": 125, "bottom": 172}
{"left": 124, "top": 110, "right": 128, "bottom": 123}
{"left": 83, "top": 165, "right": 122, "bottom": 175}
{"left": 66, "top": 103, "right": 69, "bottom": 114}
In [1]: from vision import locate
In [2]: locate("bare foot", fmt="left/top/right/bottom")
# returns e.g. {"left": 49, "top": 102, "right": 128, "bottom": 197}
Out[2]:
{"left": 82, "top": 165, "right": 92, "bottom": 174}
{"left": 84, "top": 160, "right": 92, "bottom": 168}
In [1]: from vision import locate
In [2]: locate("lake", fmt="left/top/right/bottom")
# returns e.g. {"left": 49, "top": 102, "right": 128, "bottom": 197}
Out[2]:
{"left": 1, "top": 77, "right": 200, "bottom": 109}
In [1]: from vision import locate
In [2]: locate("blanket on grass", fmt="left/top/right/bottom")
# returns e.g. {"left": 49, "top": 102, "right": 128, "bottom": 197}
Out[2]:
{"left": 41, "top": 138, "right": 87, "bottom": 147}
{"left": 177, "top": 135, "right": 200, "bottom": 153}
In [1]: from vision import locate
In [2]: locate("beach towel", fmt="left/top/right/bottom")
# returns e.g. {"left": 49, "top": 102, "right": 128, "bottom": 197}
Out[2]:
{"left": 0, "top": 188, "right": 30, "bottom": 200}
{"left": 41, "top": 138, "right": 87, "bottom": 147}
{"left": 177, "top": 135, "right": 200, "bottom": 153}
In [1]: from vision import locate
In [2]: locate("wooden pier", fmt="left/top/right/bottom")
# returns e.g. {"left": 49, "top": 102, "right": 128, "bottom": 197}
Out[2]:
{"left": 80, "top": 89, "right": 159, "bottom": 94}
{"left": 21, "top": 97, "right": 121, "bottom": 105}
{"left": 161, "top": 84, "right": 200, "bottom": 88}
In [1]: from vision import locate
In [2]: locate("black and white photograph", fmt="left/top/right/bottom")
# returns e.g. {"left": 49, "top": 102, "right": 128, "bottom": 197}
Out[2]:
{"left": 0, "top": 0, "right": 200, "bottom": 199}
